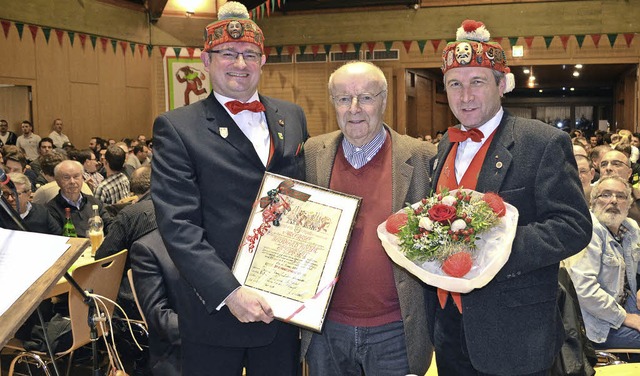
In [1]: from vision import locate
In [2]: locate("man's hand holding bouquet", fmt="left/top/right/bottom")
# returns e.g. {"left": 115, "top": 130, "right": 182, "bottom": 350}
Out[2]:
{"left": 377, "top": 189, "right": 519, "bottom": 311}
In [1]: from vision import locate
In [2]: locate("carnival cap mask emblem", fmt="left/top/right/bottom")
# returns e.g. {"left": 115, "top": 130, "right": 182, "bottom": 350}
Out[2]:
{"left": 203, "top": 1, "right": 264, "bottom": 53}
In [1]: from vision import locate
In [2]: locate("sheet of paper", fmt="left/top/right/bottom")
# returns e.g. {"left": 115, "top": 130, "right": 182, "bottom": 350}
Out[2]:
{"left": 0, "top": 228, "right": 72, "bottom": 316}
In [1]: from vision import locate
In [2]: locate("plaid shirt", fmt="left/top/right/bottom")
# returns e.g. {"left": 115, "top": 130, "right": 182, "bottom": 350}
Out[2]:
{"left": 95, "top": 172, "right": 130, "bottom": 205}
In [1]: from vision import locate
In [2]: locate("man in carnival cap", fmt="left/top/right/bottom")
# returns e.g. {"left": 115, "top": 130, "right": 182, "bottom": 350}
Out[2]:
{"left": 427, "top": 20, "right": 592, "bottom": 375}
{"left": 151, "top": 2, "right": 308, "bottom": 375}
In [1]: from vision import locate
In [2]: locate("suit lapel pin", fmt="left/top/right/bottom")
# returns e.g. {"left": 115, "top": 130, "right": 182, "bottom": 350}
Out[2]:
{"left": 220, "top": 127, "right": 228, "bottom": 139}
{"left": 277, "top": 132, "right": 284, "bottom": 140}
{"left": 496, "top": 161, "right": 503, "bottom": 169}
{"left": 278, "top": 119, "right": 285, "bottom": 127}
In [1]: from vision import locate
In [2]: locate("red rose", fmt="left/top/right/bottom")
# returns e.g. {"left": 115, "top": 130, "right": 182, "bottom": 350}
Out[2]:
{"left": 428, "top": 204, "right": 457, "bottom": 223}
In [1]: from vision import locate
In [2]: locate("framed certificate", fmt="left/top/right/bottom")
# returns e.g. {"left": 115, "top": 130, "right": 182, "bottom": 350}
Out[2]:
{"left": 232, "top": 172, "right": 361, "bottom": 332}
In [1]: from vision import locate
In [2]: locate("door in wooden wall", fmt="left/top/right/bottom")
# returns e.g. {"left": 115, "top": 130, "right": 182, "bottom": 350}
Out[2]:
{"left": 0, "top": 85, "right": 32, "bottom": 135}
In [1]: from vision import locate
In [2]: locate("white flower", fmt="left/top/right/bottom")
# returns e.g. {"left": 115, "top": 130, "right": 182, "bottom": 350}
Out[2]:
{"left": 419, "top": 217, "right": 434, "bottom": 231}
{"left": 441, "top": 195, "right": 457, "bottom": 206}
{"left": 451, "top": 219, "right": 467, "bottom": 232}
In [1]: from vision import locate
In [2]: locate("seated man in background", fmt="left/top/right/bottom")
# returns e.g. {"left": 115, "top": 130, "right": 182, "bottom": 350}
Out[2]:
{"left": 3, "top": 172, "right": 61, "bottom": 234}
{"left": 29, "top": 137, "right": 55, "bottom": 178}
{"left": 567, "top": 176, "right": 640, "bottom": 350}
{"left": 71, "top": 148, "right": 104, "bottom": 192}
{"left": 46, "top": 160, "right": 112, "bottom": 237}
{"left": 576, "top": 155, "right": 595, "bottom": 203}
{"left": 131, "top": 229, "right": 181, "bottom": 376}
{"left": 32, "top": 152, "right": 93, "bottom": 205}
{"left": 95, "top": 145, "right": 130, "bottom": 205}
{"left": 4, "top": 152, "right": 38, "bottom": 191}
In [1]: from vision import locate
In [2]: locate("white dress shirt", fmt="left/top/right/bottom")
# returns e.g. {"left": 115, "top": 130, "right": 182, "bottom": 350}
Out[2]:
{"left": 454, "top": 108, "right": 503, "bottom": 183}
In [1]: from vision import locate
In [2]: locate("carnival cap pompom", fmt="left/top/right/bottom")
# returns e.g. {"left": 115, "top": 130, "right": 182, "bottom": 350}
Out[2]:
{"left": 456, "top": 20, "right": 490, "bottom": 42}
{"left": 218, "top": 1, "right": 251, "bottom": 20}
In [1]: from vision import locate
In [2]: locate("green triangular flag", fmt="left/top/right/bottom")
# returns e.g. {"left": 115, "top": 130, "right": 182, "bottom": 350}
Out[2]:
{"left": 353, "top": 42, "right": 362, "bottom": 55}
{"left": 298, "top": 45, "right": 306, "bottom": 55}
{"left": 543, "top": 36, "right": 553, "bottom": 49}
{"left": 324, "top": 44, "right": 331, "bottom": 55}
{"left": 90, "top": 35, "right": 97, "bottom": 49}
{"left": 130, "top": 42, "right": 136, "bottom": 55}
{"left": 260, "top": 3, "right": 266, "bottom": 19}
{"left": 173, "top": 47, "right": 182, "bottom": 57}
{"left": 607, "top": 33, "right": 618, "bottom": 47}
{"left": 275, "top": 45, "right": 283, "bottom": 56}
{"left": 68, "top": 31, "right": 75, "bottom": 46}
{"left": 147, "top": 44, "right": 153, "bottom": 57}
{"left": 383, "top": 41, "right": 393, "bottom": 52}
{"left": 508, "top": 37, "right": 518, "bottom": 46}
{"left": 111, "top": 39, "right": 117, "bottom": 53}
{"left": 575, "top": 35, "right": 585, "bottom": 48}
{"left": 15, "top": 23, "right": 24, "bottom": 39}
{"left": 42, "top": 27, "right": 51, "bottom": 43}
{"left": 417, "top": 40, "right": 427, "bottom": 54}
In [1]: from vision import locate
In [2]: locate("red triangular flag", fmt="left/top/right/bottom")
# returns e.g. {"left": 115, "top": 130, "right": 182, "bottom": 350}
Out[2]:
{"left": 1, "top": 21, "right": 11, "bottom": 38}
{"left": 624, "top": 33, "right": 634, "bottom": 48}
{"left": 524, "top": 36, "right": 534, "bottom": 48}
{"left": 78, "top": 34, "right": 87, "bottom": 48}
{"left": 100, "top": 37, "right": 108, "bottom": 52}
{"left": 311, "top": 45, "right": 319, "bottom": 56}
{"left": 560, "top": 35, "right": 570, "bottom": 50}
{"left": 120, "top": 41, "right": 127, "bottom": 55}
{"left": 187, "top": 47, "right": 195, "bottom": 58}
{"left": 431, "top": 39, "right": 441, "bottom": 52}
{"left": 366, "top": 41, "right": 376, "bottom": 55}
{"left": 28, "top": 25, "right": 38, "bottom": 41}
{"left": 264, "top": 46, "right": 271, "bottom": 56}
{"left": 159, "top": 46, "right": 167, "bottom": 58}
{"left": 339, "top": 43, "right": 348, "bottom": 54}
{"left": 493, "top": 37, "right": 503, "bottom": 44}
{"left": 591, "top": 34, "right": 601, "bottom": 48}
{"left": 55, "top": 29, "right": 64, "bottom": 46}
{"left": 402, "top": 40, "right": 412, "bottom": 53}
{"left": 286, "top": 45, "right": 295, "bottom": 55}
{"left": 138, "top": 44, "right": 144, "bottom": 56}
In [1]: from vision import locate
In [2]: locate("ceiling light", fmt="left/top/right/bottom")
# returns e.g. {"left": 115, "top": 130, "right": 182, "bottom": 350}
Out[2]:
{"left": 562, "top": 87, "right": 566, "bottom": 91}
{"left": 539, "top": 89, "right": 543, "bottom": 93}
{"left": 575, "top": 64, "right": 583, "bottom": 69}
{"left": 573, "top": 71, "right": 580, "bottom": 77}
{"left": 570, "top": 87, "right": 575, "bottom": 91}
{"left": 523, "top": 68, "right": 530, "bottom": 74}
{"left": 528, "top": 75, "right": 535, "bottom": 81}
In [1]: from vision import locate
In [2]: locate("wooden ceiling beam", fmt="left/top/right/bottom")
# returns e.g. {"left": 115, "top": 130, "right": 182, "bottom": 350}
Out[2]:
{"left": 146, "top": 0, "right": 169, "bottom": 22}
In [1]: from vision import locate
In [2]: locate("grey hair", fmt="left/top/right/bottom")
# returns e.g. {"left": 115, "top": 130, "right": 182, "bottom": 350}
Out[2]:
{"left": 590, "top": 175, "right": 633, "bottom": 206}
{"left": 53, "top": 160, "right": 84, "bottom": 177}
{"left": 328, "top": 61, "right": 388, "bottom": 94}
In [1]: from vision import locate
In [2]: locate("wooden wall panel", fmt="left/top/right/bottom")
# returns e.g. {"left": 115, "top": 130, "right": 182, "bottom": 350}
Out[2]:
{"left": 69, "top": 40, "right": 99, "bottom": 85}
{"left": 126, "top": 87, "right": 153, "bottom": 140}
{"left": 292, "top": 63, "right": 332, "bottom": 137}
{"left": 0, "top": 27, "right": 36, "bottom": 81}
{"left": 70, "top": 82, "right": 100, "bottom": 148}
{"left": 0, "top": 86, "right": 31, "bottom": 133}
{"left": 98, "top": 47, "right": 127, "bottom": 139}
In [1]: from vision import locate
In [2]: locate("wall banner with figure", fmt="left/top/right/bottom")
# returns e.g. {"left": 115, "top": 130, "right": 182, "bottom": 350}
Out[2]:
{"left": 164, "top": 54, "right": 210, "bottom": 110}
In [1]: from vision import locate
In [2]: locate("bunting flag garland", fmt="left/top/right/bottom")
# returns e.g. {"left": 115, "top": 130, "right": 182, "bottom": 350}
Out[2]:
{"left": 130, "top": 42, "right": 136, "bottom": 55}
{"left": 624, "top": 33, "right": 634, "bottom": 47}
{"left": 111, "top": 39, "right": 117, "bottom": 54}
{"left": 383, "top": 41, "right": 393, "bottom": 52}
{"left": 430, "top": 39, "right": 441, "bottom": 52}
{"left": 524, "top": 36, "right": 534, "bottom": 48}
{"left": 147, "top": 44, "right": 153, "bottom": 57}
{"left": 559, "top": 35, "right": 570, "bottom": 50}
{"left": 264, "top": 46, "right": 272, "bottom": 56}
{"left": 607, "top": 33, "right": 617, "bottom": 47}
{"left": 1, "top": 20, "right": 10, "bottom": 38}
{"left": 508, "top": 37, "right": 518, "bottom": 47}
{"left": 90, "top": 35, "right": 97, "bottom": 50}
{"left": 323, "top": 44, "right": 331, "bottom": 55}
{"left": 55, "top": 29, "right": 65, "bottom": 46}
{"left": 120, "top": 41, "right": 128, "bottom": 55}
{"left": 187, "top": 47, "right": 195, "bottom": 58}
{"left": 42, "top": 27, "right": 51, "bottom": 43}
{"left": 15, "top": 23, "right": 24, "bottom": 39}
{"left": 299, "top": 45, "right": 306, "bottom": 55}
{"left": 353, "top": 42, "right": 361, "bottom": 56}
{"left": 339, "top": 44, "right": 348, "bottom": 54}
{"left": 366, "top": 41, "right": 376, "bottom": 55}
{"left": 138, "top": 44, "right": 144, "bottom": 56}
{"left": 78, "top": 33, "right": 87, "bottom": 48}
{"left": 591, "top": 34, "right": 601, "bottom": 48}
{"left": 286, "top": 45, "right": 295, "bottom": 55}
{"left": 575, "top": 34, "right": 585, "bottom": 48}
{"left": 172, "top": 47, "right": 181, "bottom": 58}
{"left": 543, "top": 36, "right": 553, "bottom": 49}
{"left": 275, "top": 45, "right": 283, "bottom": 56}
{"left": 159, "top": 46, "right": 167, "bottom": 58}
{"left": 311, "top": 45, "right": 319, "bottom": 56}
{"left": 417, "top": 40, "right": 426, "bottom": 54}
{"left": 28, "top": 25, "right": 38, "bottom": 41}
{"left": 100, "top": 37, "right": 108, "bottom": 52}
{"left": 402, "top": 40, "right": 412, "bottom": 53}
{"left": 68, "top": 31, "right": 75, "bottom": 46}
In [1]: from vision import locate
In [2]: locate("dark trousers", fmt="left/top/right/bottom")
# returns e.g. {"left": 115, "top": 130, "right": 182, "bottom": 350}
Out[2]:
{"left": 433, "top": 295, "right": 549, "bottom": 376}
{"left": 181, "top": 323, "right": 300, "bottom": 376}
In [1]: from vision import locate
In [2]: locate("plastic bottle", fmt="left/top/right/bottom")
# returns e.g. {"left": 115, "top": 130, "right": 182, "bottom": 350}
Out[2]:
{"left": 62, "top": 207, "right": 78, "bottom": 237}
{"left": 88, "top": 204, "right": 104, "bottom": 256}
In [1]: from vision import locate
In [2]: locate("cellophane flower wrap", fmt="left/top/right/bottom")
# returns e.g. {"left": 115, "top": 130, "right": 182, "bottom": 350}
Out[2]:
{"left": 377, "top": 189, "right": 519, "bottom": 293}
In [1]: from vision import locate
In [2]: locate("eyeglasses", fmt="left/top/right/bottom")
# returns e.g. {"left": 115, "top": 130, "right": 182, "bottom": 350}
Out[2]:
{"left": 600, "top": 160, "right": 629, "bottom": 169}
{"left": 2, "top": 190, "right": 30, "bottom": 199}
{"left": 210, "top": 49, "right": 262, "bottom": 63}
{"left": 595, "top": 192, "right": 629, "bottom": 201}
{"left": 331, "top": 91, "right": 386, "bottom": 108}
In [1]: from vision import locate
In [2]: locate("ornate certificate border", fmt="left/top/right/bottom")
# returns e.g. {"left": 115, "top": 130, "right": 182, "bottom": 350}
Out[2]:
{"left": 232, "top": 172, "right": 361, "bottom": 332}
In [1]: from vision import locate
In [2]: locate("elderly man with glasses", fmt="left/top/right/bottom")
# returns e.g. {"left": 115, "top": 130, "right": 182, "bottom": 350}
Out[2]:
{"left": 567, "top": 176, "right": 640, "bottom": 350}
{"left": 3, "top": 172, "right": 60, "bottom": 235}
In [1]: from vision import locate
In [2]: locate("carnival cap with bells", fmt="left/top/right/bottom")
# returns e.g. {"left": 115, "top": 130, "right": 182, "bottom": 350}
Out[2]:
{"left": 441, "top": 20, "right": 515, "bottom": 93}
{"left": 203, "top": 1, "right": 264, "bottom": 53}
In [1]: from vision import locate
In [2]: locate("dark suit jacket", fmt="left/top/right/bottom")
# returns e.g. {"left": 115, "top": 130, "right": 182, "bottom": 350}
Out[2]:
{"left": 1, "top": 131, "right": 18, "bottom": 145}
{"left": 23, "top": 203, "right": 61, "bottom": 235}
{"left": 302, "top": 126, "right": 435, "bottom": 375}
{"left": 428, "top": 112, "right": 592, "bottom": 375}
{"left": 151, "top": 93, "right": 307, "bottom": 347}
{"left": 130, "top": 230, "right": 180, "bottom": 376}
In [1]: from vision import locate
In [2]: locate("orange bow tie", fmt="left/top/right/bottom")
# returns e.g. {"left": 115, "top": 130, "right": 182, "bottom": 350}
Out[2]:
{"left": 225, "top": 100, "right": 266, "bottom": 115}
{"left": 448, "top": 127, "right": 484, "bottom": 143}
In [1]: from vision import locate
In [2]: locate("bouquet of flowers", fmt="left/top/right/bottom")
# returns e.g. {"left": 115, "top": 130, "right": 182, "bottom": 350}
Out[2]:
{"left": 377, "top": 189, "right": 519, "bottom": 293}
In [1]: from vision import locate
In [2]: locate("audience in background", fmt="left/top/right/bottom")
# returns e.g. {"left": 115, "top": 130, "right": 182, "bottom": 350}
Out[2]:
{"left": 16, "top": 120, "right": 41, "bottom": 163}
{"left": 95, "top": 145, "right": 130, "bottom": 205}
{"left": 0, "top": 119, "right": 18, "bottom": 146}
{"left": 48, "top": 118, "right": 70, "bottom": 149}
{"left": 4, "top": 172, "right": 61, "bottom": 235}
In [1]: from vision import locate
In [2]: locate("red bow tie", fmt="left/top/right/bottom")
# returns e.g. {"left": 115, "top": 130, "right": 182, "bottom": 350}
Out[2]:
{"left": 448, "top": 127, "right": 484, "bottom": 143}
{"left": 224, "top": 100, "right": 266, "bottom": 115}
